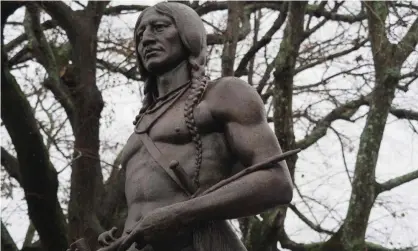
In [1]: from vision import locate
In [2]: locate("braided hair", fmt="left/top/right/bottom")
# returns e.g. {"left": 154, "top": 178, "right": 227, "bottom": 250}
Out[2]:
{"left": 133, "top": 2, "right": 208, "bottom": 189}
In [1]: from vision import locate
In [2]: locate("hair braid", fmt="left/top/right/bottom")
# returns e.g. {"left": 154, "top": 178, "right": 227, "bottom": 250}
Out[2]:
{"left": 184, "top": 58, "right": 208, "bottom": 188}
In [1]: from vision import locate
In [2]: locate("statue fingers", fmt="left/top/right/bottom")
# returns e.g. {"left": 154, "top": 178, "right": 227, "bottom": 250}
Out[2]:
{"left": 117, "top": 231, "right": 138, "bottom": 251}
{"left": 98, "top": 236, "right": 108, "bottom": 247}
{"left": 98, "top": 232, "right": 106, "bottom": 245}
{"left": 109, "top": 227, "right": 118, "bottom": 240}
{"left": 105, "top": 234, "right": 115, "bottom": 244}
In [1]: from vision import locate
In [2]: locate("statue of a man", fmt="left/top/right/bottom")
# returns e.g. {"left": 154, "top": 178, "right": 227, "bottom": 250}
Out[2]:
{"left": 96, "top": 2, "right": 294, "bottom": 251}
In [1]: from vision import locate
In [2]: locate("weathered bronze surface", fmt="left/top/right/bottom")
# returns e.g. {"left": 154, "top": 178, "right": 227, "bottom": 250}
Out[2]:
{"left": 68, "top": 2, "right": 296, "bottom": 251}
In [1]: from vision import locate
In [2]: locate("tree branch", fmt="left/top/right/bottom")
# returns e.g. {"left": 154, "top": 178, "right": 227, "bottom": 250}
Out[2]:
{"left": 296, "top": 96, "right": 368, "bottom": 150}
{"left": 1, "top": 1, "right": 24, "bottom": 41}
{"left": 221, "top": 1, "right": 243, "bottom": 76}
{"left": 376, "top": 170, "right": 418, "bottom": 193}
{"left": 288, "top": 204, "right": 334, "bottom": 235}
{"left": 86, "top": 1, "right": 110, "bottom": 28}
{"left": 277, "top": 229, "right": 323, "bottom": 251}
{"left": 395, "top": 16, "right": 418, "bottom": 64}
{"left": 97, "top": 58, "right": 142, "bottom": 81}
{"left": 0, "top": 147, "right": 21, "bottom": 184}
{"left": 8, "top": 45, "right": 33, "bottom": 67}
{"left": 36, "top": 1, "right": 75, "bottom": 39}
{"left": 195, "top": 1, "right": 367, "bottom": 24}
{"left": 24, "top": 4, "right": 76, "bottom": 129}
{"left": 25, "top": 4, "right": 62, "bottom": 91}
{"left": 364, "top": 1, "right": 392, "bottom": 64}
{"left": 235, "top": 3, "right": 288, "bottom": 77}
{"left": 23, "top": 221, "right": 37, "bottom": 248}
{"left": 306, "top": 3, "right": 367, "bottom": 23}
{"left": 294, "top": 65, "right": 366, "bottom": 91}
{"left": 87, "top": 1, "right": 110, "bottom": 15}
{"left": 295, "top": 39, "right": 369, "bottom": 74}
{"left": 103, "top": 5, "right": 149, "bottom": 16}
{"left": 4, "top": 19, "right": 58, "bottom": 53}
{"left": 1, "top": 221, "right": 19, "bottom": 251}
{"left": 389, "top": 108, "right": 418, "bottom": 121}
{"left": 272, "top": 1, "right": 307, "bottom": 177}
{"left": 1, "top": 53, "right": 68, "bottom": 251}
{"left": 207, "top": 8, "right": 250, "bottom": 46}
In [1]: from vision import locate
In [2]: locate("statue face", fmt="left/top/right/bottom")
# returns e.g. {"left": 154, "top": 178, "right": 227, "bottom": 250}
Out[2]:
{"left": 136, "top": 9, "right": 188, "bottom": 75}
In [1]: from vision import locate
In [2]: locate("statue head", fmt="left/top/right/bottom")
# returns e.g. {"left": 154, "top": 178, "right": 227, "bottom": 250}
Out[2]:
{"left": 134, "top": 2, "right": 207, "bottom": 81}
{"left": 133, "top": 3, "right": 208, "bottom": 189}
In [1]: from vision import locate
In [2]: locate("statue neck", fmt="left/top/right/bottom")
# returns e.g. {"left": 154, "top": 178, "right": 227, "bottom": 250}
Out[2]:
{"left": 155, "top": 61, "right": 190, "bottom": 98}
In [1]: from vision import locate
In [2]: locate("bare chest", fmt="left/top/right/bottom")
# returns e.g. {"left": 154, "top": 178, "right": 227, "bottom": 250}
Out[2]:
{"left": 122, "top": 96, "right": 220, "bottom": 165}
{"left": 136, "top": 96, "right": 218, "bottom": 143}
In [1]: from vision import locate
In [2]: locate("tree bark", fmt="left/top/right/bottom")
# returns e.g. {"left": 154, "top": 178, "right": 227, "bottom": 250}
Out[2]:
{"left": 1, "top": 51, "right": 68, "bottom": 251}
{"left": 241, "top": 2, "right": 308, "bottom": 251}
{"left": 37, "top": 3, "right": 106, "bottom": 248}
{"left": 221, "top": 1, "right": 244, "bottom": 77}
{"left": 339, "top": 2, "right": 418, "bottom": 250}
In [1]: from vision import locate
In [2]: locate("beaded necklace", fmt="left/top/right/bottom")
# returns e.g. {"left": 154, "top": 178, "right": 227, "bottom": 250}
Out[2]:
{"left": 134, "top": 81, "right": 191, "bottom": 134}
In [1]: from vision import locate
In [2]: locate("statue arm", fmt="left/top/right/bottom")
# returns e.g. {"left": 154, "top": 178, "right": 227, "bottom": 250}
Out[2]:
{"left": 176, "top": 77, "right": 293, "bottom": 219}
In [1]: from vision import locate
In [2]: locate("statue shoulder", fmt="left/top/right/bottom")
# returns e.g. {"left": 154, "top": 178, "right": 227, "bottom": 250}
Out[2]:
{"left": 204, "top": 77, "right": 266, "bottom": 123}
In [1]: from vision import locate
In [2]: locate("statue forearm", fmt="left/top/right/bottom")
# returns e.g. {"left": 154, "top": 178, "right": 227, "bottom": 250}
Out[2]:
{"left": 119, "top": 156, "right": 294, "bottom": 248}
{"left": 165, "top": 165, "right": 293, "bottom": 227}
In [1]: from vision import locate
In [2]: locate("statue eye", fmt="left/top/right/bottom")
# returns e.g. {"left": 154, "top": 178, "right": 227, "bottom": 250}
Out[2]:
{"left": 154, "top": 24, "right": 167, "bottom": 32}
{"left": 136, "top": 31, "right": 143, "bottom": 42}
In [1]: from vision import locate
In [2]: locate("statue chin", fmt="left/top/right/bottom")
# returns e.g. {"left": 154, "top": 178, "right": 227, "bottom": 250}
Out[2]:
{"left": 145, "top": 58, "right": 186, "bottom": 76}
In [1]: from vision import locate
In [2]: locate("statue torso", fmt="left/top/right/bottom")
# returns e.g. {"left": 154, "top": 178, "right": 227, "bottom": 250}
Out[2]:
{"left": 121, "top": 82, "right": 239, "bottom": 234}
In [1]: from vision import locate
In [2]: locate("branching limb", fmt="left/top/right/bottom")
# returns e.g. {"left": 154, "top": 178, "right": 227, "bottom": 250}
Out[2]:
{"left": 97, "top": 58, "right": 142, "bottom": 81}
{"left": 288, "top": 203, "right": 334, "bottom": 235}
{"left": 296, "top": 96, "right": 368, "bottom": 150}
{"left": 207, "top": 8, "right": 250, "bottom": 46}
{"left": 103, "top": 5, "right": 149, "bottom": 15}
{"left": 0, "top": 147, "right": 21, "bottom": 184}
{"left": 24, "top": 4, "right": 75, "bottom": 128}
{"left": 23, "top": 221, "right": 36, "bottom": 248}
{"left": 306, "top": 2, "right": 367, "bottom": 23}
{"left": 36, "top": 1, "right": 76, "bottom": 40}
{"left": 395, "top": 16, "right": 418, "bottom": 64}
{"left": 87, "top": 1, "right": 110, "bottom": 15}
{"left": 1, "top": 221, "right": 19, "bottom": 251}
{"left": 376, "top": 170, "right": 418, "bottom": 193}
{"left": 235, "top": 3, "right": 288, "bottom": 77}
{"left": 221, "top": 1, "right": 243, "bottom": 76}
{"left": 389, "top": 108, "right": 418, "bottom": 121}
{"left": 8, "top": 46, "right": 33, "bottom": 67}
{"left": 86, "top": 1, "right": 111, "bottom": 28}
{"left": 294, "top": 65, "right": 366, "bottom": 91}
{"left": 4, "top": 19, "right": 58, "bottom": 53}
{"left": 364, "top": 1, "right": 392, "bottom": 63}
{"left": 295, "top": 39, "right": 369, "bottom": 74}
{"left": 1, "top": 53, "right": 68, "bottom": 251}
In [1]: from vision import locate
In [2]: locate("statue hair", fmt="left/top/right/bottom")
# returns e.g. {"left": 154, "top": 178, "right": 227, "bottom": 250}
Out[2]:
{"left": 133, "top": 2, "right": 208, "bottom": 188}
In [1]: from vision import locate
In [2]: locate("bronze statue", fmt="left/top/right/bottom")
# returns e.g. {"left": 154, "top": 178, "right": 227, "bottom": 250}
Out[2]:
{"left": 69, "top": 2, "right": 296, "bottom": 251}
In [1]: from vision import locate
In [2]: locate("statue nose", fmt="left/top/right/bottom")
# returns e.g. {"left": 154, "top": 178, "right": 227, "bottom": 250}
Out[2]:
{"left": 142, "top": 28, "right": 156, "bottom": 45}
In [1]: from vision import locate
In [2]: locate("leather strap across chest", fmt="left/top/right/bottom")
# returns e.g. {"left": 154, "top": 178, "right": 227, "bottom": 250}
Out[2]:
{"left": 137, "top": 132, "right": 191, "bottom": 196}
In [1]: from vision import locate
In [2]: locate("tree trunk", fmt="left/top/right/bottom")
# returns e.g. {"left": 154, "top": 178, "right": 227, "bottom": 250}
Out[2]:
{"left": 67, "top": 18, "right": 105, "bottom": 248}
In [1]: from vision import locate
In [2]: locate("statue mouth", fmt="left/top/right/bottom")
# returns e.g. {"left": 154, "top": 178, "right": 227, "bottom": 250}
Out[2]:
{"left": 144, "top": 48, "right": 162, "bottom": 59}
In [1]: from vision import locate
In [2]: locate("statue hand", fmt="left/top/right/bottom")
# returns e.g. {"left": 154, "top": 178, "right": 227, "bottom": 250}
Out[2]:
{"left": 98, "top": 227, "right": 118, "bottom": 247}
{"left": 118, "top": 207, "right": 182, "bottom": 251}
{"left": 98, "top": 233, "right": 129, "bottom": 251}
{"left": 117, "top": 228, "right": 145, "bottom": 251}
